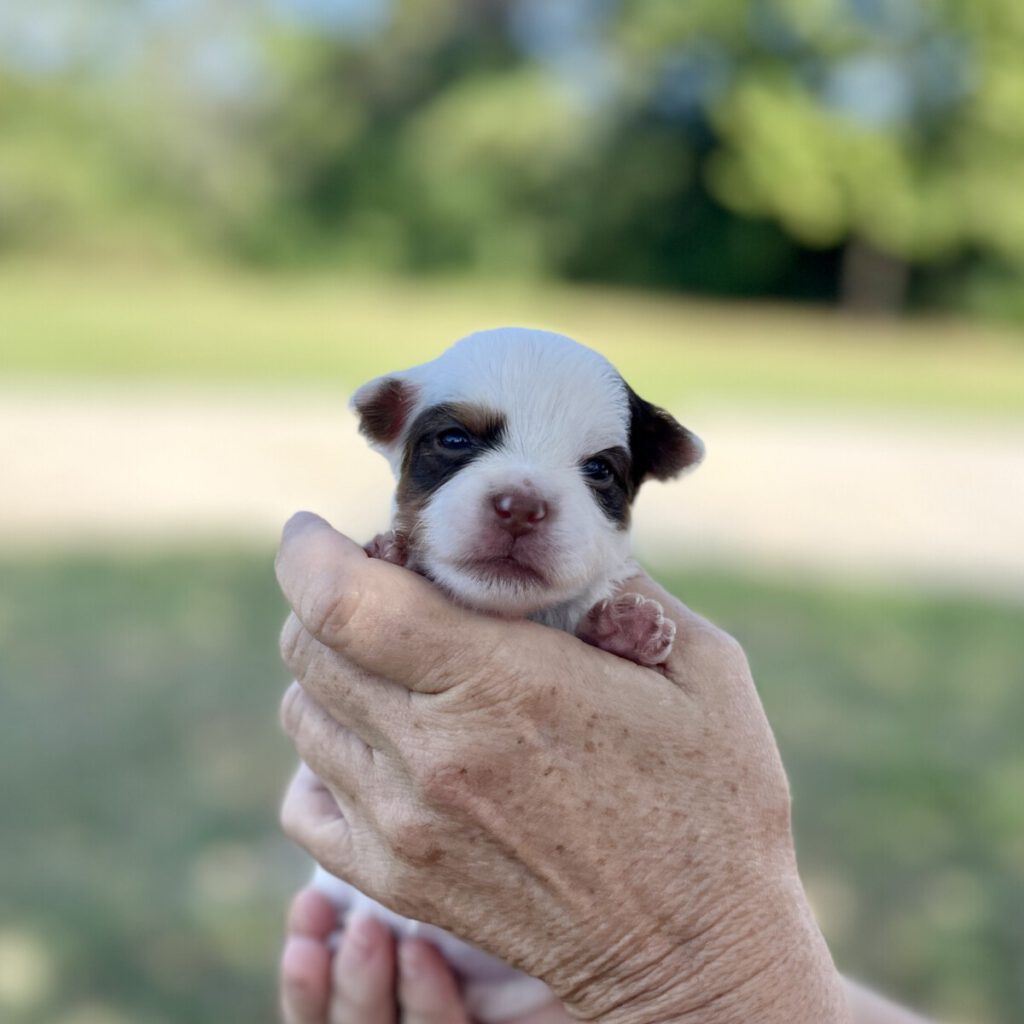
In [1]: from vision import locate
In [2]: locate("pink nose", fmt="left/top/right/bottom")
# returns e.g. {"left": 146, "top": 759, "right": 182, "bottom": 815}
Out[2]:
{"left": 492, "top": 491, "right": 549, "bottom": 536}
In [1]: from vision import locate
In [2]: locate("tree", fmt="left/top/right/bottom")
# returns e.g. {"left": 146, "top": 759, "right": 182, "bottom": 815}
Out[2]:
{"left": 614, "top": 0, "right": 1024, "bottom": 311}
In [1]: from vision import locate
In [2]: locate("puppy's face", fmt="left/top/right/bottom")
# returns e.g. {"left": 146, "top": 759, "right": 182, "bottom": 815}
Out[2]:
{"left": 353, "top": 329, "right": 702, "bottom": 616}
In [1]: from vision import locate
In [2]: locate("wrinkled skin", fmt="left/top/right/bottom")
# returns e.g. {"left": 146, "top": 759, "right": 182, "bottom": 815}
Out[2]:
{"left": 277, "top": 512, "right": 850, "bottom": 1024}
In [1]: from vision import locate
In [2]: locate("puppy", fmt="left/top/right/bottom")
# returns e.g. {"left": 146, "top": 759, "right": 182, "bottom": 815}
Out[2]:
{"left": 312, "top": 327, "right": 703, "bottom": 1021}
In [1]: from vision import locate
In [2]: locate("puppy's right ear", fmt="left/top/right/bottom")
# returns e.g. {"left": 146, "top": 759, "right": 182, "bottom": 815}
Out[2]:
{"left": 350, "top": 375, "right": 420, "bottom": 449}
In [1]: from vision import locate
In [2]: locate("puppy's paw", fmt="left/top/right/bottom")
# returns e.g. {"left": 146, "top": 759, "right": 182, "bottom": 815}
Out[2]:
{"left": 578, "top": 592, "right": 676, "bottom": 666}
{"left": 364, "top": 531, "right": 409, "bottom": 566}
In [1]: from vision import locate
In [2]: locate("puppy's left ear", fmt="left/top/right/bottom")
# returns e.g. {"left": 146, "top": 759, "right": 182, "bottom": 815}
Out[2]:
{"left": 350, "top": 374, "right": 421, "bottom": 451}
{"left": 627, "top": 386, "right": 704, "bottom": 488}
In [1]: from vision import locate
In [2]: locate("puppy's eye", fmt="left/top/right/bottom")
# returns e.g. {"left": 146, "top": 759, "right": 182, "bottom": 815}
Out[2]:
{"left": 582, "top": 457, "right": 613, "bottom": 483}
{"left": 438, "top": 428, "right": 472, "bottom": 450}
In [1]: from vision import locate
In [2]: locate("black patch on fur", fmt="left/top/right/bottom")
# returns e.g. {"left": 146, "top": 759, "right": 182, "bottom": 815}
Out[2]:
{"left": 625, "top": 383, "right": 703, "bottom": 487}
{"left": 582, "top": 446, "right": 634, "bottom": 530}
{"left": 582, "top": 384, "right": 701, "bottom": 528}
{"left": 398, "top": 403, "right": 507, "bottom": 507}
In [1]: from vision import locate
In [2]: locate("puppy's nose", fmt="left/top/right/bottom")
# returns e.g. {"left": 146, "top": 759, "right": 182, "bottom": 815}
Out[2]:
{"left": 492, "top": 490, "right": 549, "bottom": 536}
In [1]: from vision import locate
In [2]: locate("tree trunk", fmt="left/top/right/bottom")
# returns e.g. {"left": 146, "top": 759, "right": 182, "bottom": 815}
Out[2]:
{"left": 839, "top": 237, "right": 909, "bottom": 315}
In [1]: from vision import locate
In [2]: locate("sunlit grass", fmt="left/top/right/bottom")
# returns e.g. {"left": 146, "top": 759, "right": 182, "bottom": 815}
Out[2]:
{"left": 3, "top": 260, "right": 1023, "bottom": 415}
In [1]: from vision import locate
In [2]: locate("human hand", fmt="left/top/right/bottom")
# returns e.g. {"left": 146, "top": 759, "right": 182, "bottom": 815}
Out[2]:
{"left": 280, "top": 884, "right": 572, "bottom": 1024}
{"left": 277, "top": 513, "right": 850, "bottom": 1024}
{"left": 277, "top": 887, "right": 927, "bottom": 1024}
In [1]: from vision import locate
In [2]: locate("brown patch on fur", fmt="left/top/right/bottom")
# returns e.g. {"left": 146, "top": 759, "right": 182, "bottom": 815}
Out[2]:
{"left": 393, "top": 481, "right": 429, "bottom": 555}
{"left": 446, "top": 401, "right": 505, "bottom": 439}
{"left": 354, "top": 377, "right": 418, "bottom": 445}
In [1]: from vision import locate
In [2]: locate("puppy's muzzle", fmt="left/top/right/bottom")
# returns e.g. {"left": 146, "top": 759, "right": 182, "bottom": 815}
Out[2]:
{"left": 491, "top": 489, "right": 550, "bottom": 538}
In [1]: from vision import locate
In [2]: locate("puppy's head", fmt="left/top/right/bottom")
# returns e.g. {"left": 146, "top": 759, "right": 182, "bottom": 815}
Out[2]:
{"left": 352, "top": 328, "right": 702, "bottom": 615}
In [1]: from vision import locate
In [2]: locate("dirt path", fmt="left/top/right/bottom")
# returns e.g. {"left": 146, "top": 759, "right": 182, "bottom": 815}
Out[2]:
{"left": 4, "top": 386, "right": 1022, "bottom": 600}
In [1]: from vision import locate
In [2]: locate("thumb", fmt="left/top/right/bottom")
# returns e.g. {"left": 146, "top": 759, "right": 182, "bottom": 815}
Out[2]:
{"left": 275, "top": 512, "right": 553, "bottom": 694}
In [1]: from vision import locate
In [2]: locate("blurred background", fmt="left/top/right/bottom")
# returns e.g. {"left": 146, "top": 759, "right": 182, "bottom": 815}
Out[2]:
{"left": 1, "top": 1, "right": 1022, "bottom": 1022}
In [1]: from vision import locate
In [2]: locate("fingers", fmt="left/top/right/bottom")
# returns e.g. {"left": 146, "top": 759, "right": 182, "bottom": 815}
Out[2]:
{"left": 279, "top": 685, "right": 378, "bottom": 801}
{"left": 280, "top": 888, "right": 337, "bottom": 1024}
{"left": 280, "top": 763, "right": 355, "bottom": 878}
{"left": 397, "top": 939, "right": 472, "bottom": 1024}
{"left": 281, "top": 937, "right": 331, "bottom": 1024}
{"left": 288, "top": 886, "right": 340, "bottom": 939}
{"left": 276, "top": 512, "right": 549, "bottom": 695}
{"left": 329, "top": 914, "right": 397, "bottom": 1024}
{"left": 280, "top": 615, "right": 410, "bottom": 749}
{"left": 280, "top": 889, "right": 477, "bottom": 1024}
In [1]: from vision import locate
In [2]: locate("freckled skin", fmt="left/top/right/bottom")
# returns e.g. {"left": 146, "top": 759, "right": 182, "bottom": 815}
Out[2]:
{"left": 346, "top": 529, "right": 681, "bottom": 1018}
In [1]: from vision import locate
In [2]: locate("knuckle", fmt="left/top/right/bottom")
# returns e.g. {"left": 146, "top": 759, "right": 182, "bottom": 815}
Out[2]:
{"left": 301, "top": 576, "right": 363, "bottom": 648}
{"left": 278, "top": 791, "right": 306, "bottom": 847}
{"left": 380, "top": 805, "right": 443, "bottom": 869}
{"left": 711, "top": 629, "right": 749, "bottom": 673}
{"left": 412, "top": 749, "right": 481, "bottom": 808}
{"left": 716, "top": 630, "right": 749, "bottom": 671}
{"left": 279, "top": 805, "right": 298, "bottom": 844}
{"left": 278, "top": 613, "right": 310, "bottom": 673}
{"left": 278, "top": 682, "right": 306, "bottom": 737}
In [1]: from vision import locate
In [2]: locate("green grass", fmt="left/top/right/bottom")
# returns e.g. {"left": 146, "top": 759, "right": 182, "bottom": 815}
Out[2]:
{"left": 2, "top": 260, "right": 1024, "bottom": 415}
{"left": 0, "top": 553, "right": 298, "bottom": 1024}
{"left": 1, "top": 553, "right": 1021, "bottom": 1023}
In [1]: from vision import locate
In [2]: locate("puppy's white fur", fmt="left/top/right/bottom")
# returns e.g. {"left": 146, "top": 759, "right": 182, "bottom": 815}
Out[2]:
{"left": 354, "top": 328, "right": 642, "bottom": 629}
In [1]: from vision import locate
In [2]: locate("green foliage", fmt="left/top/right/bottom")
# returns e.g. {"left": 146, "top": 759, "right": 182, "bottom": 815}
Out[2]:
{"left": 1, "top": 553, "right": 1020, "bottom": 1023}
{"left": 692, "top": 0, "right": 1024, "bottom": 269}
{"left": 400, "top": 68, "right": 594, "bottom": 273}
{"left": 0, "top": 71, "right": 175, "bottom": 256}
{"left": 708, "top": 78, "right": 952, "bottom": 255}
{"left": 3, "top": 0, "right": 1024, "bottom": 312}
{"left": 617, "top": 0, "right": 748, "bottom": 52}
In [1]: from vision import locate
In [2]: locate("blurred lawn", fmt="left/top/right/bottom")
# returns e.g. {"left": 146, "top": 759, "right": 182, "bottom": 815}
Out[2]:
{"left": 1, "top": 553, "right": 1021, "bottom": 1024}
{"left": 3, "top": 259, "right": 1022, "bottom": 1023}
{"left": 2, "top": 261, "right": 1024, "bottom": 415}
